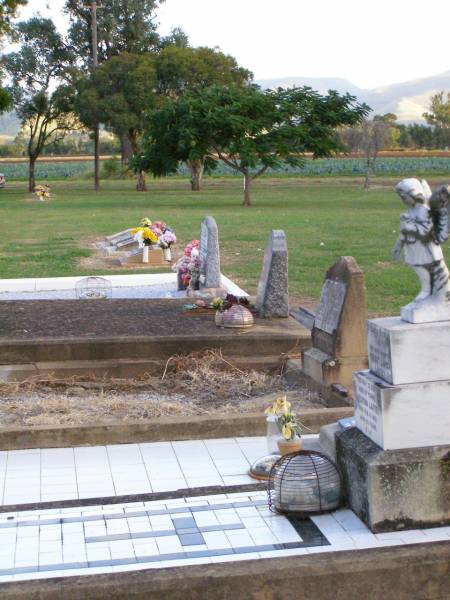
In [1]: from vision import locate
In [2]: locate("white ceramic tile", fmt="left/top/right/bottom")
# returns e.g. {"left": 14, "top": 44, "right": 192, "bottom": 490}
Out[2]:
{"left": 133, "top": 540, "right": 159, "bottom": 557}
{"left": 202, "top": 530, "right": 232, "bottom": 550}
{"left": 107, "top": 445, "right": 143, "bottom": 466}
{"left": 156, "top": 535, "right": 183, "bottom": 554}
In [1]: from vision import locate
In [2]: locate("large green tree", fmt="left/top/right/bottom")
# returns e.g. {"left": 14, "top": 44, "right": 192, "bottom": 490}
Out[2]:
{"left": 76, "top": 52, "right": 158, "bottom": 191}
{"left": 65, "top": 0, "right": 171, "bottom": 173}
{"left": 76, "top": 45, "right": 252, "bottom": 191}
{"left": 152, "top": 46, "right": 252, "bottom": 189}
{"left": 4, "top": 18, "right": 78, "bottom": 191}
{"left": 141, "top": 85, "right": 369, "bottom": 204}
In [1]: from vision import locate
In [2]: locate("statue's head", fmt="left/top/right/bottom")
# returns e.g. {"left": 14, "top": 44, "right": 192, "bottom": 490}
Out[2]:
{"left": 395, "top": 178, "right": 432, "bottom": 207}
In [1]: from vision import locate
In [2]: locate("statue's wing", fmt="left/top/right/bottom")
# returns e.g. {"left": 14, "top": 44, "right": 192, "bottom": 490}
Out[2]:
{"left": 430, "top": 185, "right": 450, "bottom": 244}
{"left": 420, "top": 179, "right": 433, "bottom": 201}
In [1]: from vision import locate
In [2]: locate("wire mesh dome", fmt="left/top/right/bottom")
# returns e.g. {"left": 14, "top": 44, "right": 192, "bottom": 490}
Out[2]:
{"left": 221, "top": 304, "right": 254, "bottom": 328}
{"left": 75, "top": 276, "right": 112, "bottom": 300}
{"left": 268, "top": 450, "right": 342, "bottom": 516}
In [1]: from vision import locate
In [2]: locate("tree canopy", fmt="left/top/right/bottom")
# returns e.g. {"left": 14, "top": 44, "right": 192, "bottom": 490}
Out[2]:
{"left": 75, "top": 52, "right": 158, "bottom": 190}
{"left": 4, "top": 18, "right": 78, "bottom": 190}
{"left": 75, "top": 45, "right": 252, "bottom": 190}
{"left": 0, "top": 0, "right": 26, "bottom": 36}
{"left": 141, "top": 84, "right": 369, "bottom": 204}
{"left": 424, "top": 91, "right": 450, "bottom": 129}
{"left": 65, "top": 0, "right": 164, "bottom": 67}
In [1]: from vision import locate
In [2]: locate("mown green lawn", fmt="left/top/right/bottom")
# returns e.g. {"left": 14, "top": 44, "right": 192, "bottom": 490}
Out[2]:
{"left": 1, "top": 176, "right": 449, "bottom": 315}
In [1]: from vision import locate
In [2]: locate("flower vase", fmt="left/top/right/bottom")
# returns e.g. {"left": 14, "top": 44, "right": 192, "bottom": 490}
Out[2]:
{"left": 163, "top": 247, "right": 172, "bottom": 262}
{"left": 215, "top": 311, "right": 224, "bottom": 327}
{"left": 266, "top": 415, "right": 282, "bottom": 454}
{"left": 177, "top": 270, "right": 186, "bottom": 291}
{"left": 142, "top": 245, "right": 149, "bottom": 264}
{"left": 277, "top": 438, "right": 302, "bottom": 456}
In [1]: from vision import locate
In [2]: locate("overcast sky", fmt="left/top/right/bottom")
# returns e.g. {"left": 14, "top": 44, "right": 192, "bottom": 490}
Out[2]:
{"left": 17, "top": 0, "right": 450, "bottom": 90}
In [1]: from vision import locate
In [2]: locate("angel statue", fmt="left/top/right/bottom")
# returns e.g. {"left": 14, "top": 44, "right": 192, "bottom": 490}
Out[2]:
{"left": 392, "top": 178, "right": 450, "bottom": 323}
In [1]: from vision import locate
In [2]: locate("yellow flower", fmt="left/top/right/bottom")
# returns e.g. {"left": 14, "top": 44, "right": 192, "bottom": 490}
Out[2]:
{"left": 282, "top": 423, "right": 294, "bottom": 440}
{"left": 265, "top": 395, "right": 291, "bottom": 416}
{"left": 142, "top": 229, "right": 158, "bottom": 243}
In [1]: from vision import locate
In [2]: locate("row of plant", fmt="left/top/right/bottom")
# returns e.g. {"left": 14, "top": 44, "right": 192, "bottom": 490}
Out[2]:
{"left": 1, "top": 156, "right": 450, "bottom": 182}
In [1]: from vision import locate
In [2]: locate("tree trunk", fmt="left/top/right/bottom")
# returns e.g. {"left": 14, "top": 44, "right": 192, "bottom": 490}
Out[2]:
{"left": 243, "top": 172, "right": 251, "bottom": 206}
{"left": 28, "top": 157, "right": 36, "bottom": 193}
{"left": 364, "top": 157, "right": 374, "bottom": 190}
{"left": 187, "top": 159, "right": 204, "bottom": 191}
{"left": 120, "top": 132, "right": 134, "bottom": 167}
{"left": 94, "top": 125, "right": 100, "bottom": 192}
{"left": 136, "top": 170, "right": 147, "bottom": 192}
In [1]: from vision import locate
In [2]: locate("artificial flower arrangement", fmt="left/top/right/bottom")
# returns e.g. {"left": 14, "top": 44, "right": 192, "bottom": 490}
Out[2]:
{"left": 183, "top": 293, "right": 254, "bottom": 312}
{"left": 174, "top": 240, "right": 201, "bottom": 289}
{"left": 265, "top": 395, "right": 302, "bottom": 455}
{"left": 212, "top": 294, "right": 253, "bottom": 312}
{"left": 34, "top": 184, "right": 51, "bottom": 201}
{"left": 131, "top": 217, "right": 177, "bottom": 261}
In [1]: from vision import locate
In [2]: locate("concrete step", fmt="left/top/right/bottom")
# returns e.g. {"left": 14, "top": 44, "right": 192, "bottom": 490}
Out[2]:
{"left": 0, "top": 354, "right": 290, "bottom": 382}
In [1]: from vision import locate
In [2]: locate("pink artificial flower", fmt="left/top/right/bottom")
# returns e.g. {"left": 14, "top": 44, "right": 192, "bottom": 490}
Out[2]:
{"left": 163, "top": 231, "right": 177, "bottom": 245}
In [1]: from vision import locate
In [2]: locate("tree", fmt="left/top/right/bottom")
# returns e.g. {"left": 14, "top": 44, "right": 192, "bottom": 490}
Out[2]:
{"left": 424, "top": 91, "right": 450, "bottom": 129}
{"left": 0, "top": 0, "right": 28, "bottom": 113}
{"left": 4, "top": 18, "right": 78, "bottom": 191}
{"left": 142, "top": 85, "right": 369, "bottom": 205}
{"left": 153, "top": 46, "right": 252, "bottom": 190}
{"left": 341, "top": 118, "right": 390, "bottom": 189}
{"left": 77, "top": 45, "right": 252, "bottom": 191}
{"left": 65, "top": 0, "right": 166, "bottom": 182}
{"left": 65, "top": 0, "right": 164, "bottom": 64}
{"left": 76, "top": 53, "right": 158, "bottom": 191}
{"left": 0, "top": 0, "right": 27, "bottom": 37}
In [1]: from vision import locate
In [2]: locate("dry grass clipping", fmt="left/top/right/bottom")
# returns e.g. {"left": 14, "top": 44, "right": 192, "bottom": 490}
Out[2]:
{"left": 0, "top": 349, "right": 320, "bottom": 426}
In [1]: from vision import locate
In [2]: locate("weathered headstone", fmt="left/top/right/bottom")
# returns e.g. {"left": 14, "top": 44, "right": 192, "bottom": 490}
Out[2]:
{"left": 200, "top": 216, "right": 221, "bottom": 289}
{"left": 302, "top": 256, "right": 368, "bottom": 391}
{"left": 255, "top": 230, "right": 289, "bottom": 318}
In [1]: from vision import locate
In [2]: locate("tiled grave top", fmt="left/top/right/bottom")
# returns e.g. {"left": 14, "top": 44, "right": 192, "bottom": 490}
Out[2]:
{"left": 0, "top": 491, "right": 448, "bottom": 584}
{"left": 0, "top": 437, "right": 273, "bottom": 508}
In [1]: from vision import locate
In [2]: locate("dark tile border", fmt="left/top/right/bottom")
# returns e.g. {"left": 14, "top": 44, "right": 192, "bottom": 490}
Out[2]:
{"left": 0, "top": 483, "right": 267, "bottom": 515}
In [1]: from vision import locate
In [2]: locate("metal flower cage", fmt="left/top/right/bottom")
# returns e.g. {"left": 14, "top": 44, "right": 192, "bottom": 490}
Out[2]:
{"left": 75, "top": 276, "right": 112, "bottom": 300}
{"left": 268, "top": 450, "right": 342, "bottom": 516}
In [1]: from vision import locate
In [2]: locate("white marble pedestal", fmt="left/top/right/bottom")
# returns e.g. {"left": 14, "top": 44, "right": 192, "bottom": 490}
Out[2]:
{"left": 335, "top": 314, "right": 450, "bottom": 531}
{"left": 353, "top": 370, "right": 450, "bottom": 450}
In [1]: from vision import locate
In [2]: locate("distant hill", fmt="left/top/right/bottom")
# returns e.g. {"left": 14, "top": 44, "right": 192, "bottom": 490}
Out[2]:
{"left": 257, "top": 71, "right": 450, "bottom": 123}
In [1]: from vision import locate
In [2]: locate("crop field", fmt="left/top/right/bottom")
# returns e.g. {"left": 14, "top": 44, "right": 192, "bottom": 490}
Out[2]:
{"left": 1, "top": 155, "right": 450, "bottom": 181}
{"left": 1, "top": 176, "right": 450, "bottom": 316}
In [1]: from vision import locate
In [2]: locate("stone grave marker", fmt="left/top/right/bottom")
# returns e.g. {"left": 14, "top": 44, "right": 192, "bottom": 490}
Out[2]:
{"left": 302, "top": 256, "right": 368, "bottom": 391}
{"left": 200, "top": 216, "right": 221, "bottom": 289}
{"left": 255, "top": 230, "right": 289, "bottom": 318}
